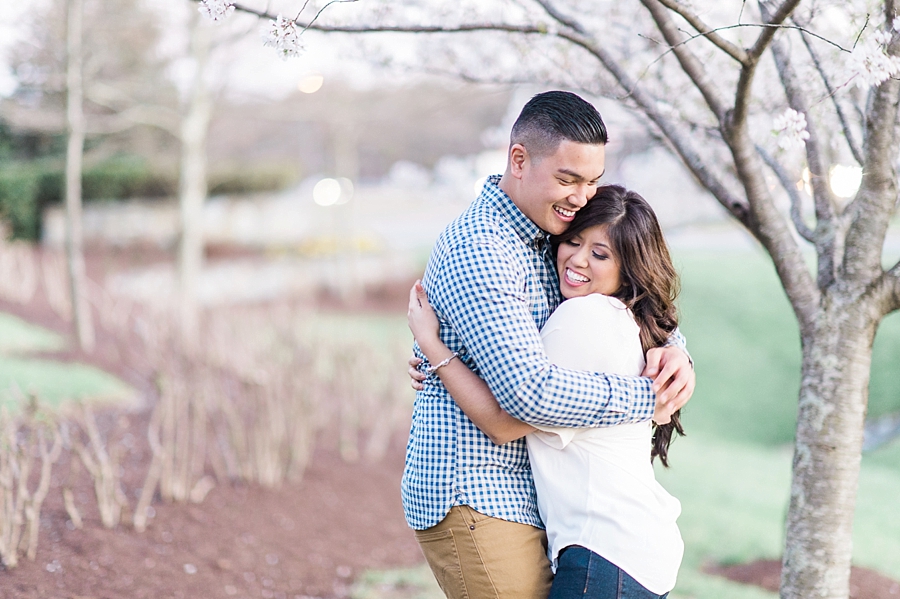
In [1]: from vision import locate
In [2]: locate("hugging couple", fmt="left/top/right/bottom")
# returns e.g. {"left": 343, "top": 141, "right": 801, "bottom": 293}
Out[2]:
{"left": 402, "top": 91, "right": 696, "bottom": 599}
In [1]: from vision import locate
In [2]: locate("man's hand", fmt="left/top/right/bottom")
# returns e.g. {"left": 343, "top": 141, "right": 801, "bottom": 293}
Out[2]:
{"left": 409, "top": 356, "right": 426, "bottom": 391}
{"left": 643, "top": 346, "right": 694, "bottom": 423}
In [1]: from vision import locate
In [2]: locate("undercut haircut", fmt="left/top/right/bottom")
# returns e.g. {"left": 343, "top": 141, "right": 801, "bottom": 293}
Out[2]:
{"left": 510, "top": 91, "right": 608, "bottom": 160}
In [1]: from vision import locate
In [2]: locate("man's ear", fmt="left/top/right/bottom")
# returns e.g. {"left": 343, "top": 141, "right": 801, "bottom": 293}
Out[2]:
{"left": 508, "top": 143, "right": 528, "bottom": 178}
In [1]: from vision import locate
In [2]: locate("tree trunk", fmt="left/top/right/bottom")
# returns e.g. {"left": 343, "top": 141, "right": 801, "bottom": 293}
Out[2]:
{"left": 64, "top": 0, "right": 95, "bottom": 353}
{"left": 177, "top": 17, "right": 213, "bottom": 351}
{"left": 782, "top": 297, "right": 879, "bottom": 599}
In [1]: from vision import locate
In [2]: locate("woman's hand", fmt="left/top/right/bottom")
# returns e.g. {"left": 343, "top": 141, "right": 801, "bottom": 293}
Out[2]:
{"left": 407, "top": 280, "right": 441, "bottom": 351}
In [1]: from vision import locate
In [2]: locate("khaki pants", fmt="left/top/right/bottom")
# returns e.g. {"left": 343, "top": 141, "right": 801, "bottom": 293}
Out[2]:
{"left": 415, "top": 505, "right": 553, "bottom": 599}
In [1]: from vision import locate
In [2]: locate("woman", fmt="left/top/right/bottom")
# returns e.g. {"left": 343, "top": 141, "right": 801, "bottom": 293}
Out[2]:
{"left": 407, "top": 184, "right": 685, "bottom": 599}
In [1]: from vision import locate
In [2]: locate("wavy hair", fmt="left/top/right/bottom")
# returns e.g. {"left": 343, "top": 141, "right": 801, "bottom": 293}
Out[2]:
{"left": 551, "top": 184, "right": 685, "bottom": 466}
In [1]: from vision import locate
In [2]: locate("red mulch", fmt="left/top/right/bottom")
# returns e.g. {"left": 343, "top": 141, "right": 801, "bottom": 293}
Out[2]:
{"left": 707, "top": 557, "right": 900, "bottom": 597}
{"left": 1, "top": 245, "right": 425, "bottom": 598}
{"left": 0, "top": 438, "right": 423, "bottom": 599}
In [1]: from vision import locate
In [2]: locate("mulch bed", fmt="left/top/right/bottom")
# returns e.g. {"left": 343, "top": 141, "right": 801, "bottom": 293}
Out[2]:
{"left": 0, "top": 438, "right": 423, "bottom": 599}
{"left": 1, "top": 245, "right": 425, "bottom": 598}
{"left": 707, "top": 559, "right": 900, "bottom": 598}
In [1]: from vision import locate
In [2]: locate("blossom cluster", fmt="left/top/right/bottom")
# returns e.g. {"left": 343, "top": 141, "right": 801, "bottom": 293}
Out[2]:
{"left": 772, "top": 108, "right": 810, "bottom": 152}
{"left": 261, "top": 15, "right": 305, "bottom": 60}
{"left": 846, "top": 29, "right": 900, "bottom": 89}
{"left": 198, "top": 0, "right": 235, "bottom": 22}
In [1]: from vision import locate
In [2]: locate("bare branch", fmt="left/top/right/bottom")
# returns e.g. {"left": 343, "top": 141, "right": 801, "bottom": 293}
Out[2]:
{"left": 303, "top": 0, "right": 359, "bottom": 31}
{"left": 732, "top": 0, "right": 802, "bottom": 128}
{"left": 797, "top": 26, "right": 865, "bottom": 165}
{"left": 532, "top": 0, "right": 587, "bottom": 35}
{"left": 223, "top": 1, "right": 547, "bottom": 35}
{"left": 648, "top": 22, "right": 852, "bottom": 58}
{"left": 843, "top": 70, "right": 900, "bottom": 282}
{"left": 889, "top": 262, "right": 900, "bottom": 313}
{"left": 566, "top": 35, "right": 751, "bottom": 226}
{"left": 767, "top": 23, "right": 841, "bottom": 288}
{"left": 84, "top": 105, "right": 181, "bottom": 136}
{"left": 756, "top": 145, "right": 816, "bottom": 243}
{"left": 640, "top": 0, "right": 729, "bottom": 121}
{"left": 748, "top": 0, "right": 803, "bottom": 61}
{"left": 84, "top": 83, "right": 181, "bottom": 134}
{"left": 654, "top": 0, "right": 748, "bottom": 63}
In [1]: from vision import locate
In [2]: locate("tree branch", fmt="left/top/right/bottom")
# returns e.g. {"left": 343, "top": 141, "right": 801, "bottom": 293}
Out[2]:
{"left": 712, "top": 1, "right": 819, "bottom": 331}
{"left": 748, "top": 0, "right": 803, "bottom": 61}
{"left": 769, "top": 31, "right": 835, "bottom": 222}
{"left": 756, "top": 145, "right": 816, "bottom": 243}
{"left": 798, "top": 27, "right": 865, "bottom": 166}
{"left": 532, "top": 27, "right": 747, "bottom": 227}
{"left": 843, "top": 30, "right": 900, "bottom": 284}
{"left": 532, "top": 0, "right": 587, "bottom": 35}
{"left": 888, "top": 263, "right": 900, "bottom": 313}
{"left": 224, "top": 1, "right": 547, "bottom": 35}
{"left": 766, "top": 22, "right": 842, "bottom": 288}
{"left": 639, "top": 0, "right": 729, "bottom": 121}
{"left": 654, "top": 0, "right": 748, "bottom": 63}
{"left": 732, "top": 0, "right": 802, "bottom": 128}
{"left": 84, "top": 84, "right": 181, "bottom": 135}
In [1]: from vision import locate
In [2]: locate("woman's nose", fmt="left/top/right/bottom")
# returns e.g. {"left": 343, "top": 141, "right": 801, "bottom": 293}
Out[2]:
{"left": 570, "top": 248, "right": 589, "bottom": 267}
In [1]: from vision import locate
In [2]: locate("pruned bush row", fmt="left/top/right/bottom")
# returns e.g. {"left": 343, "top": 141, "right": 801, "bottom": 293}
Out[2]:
{"left": 0, "top": 158, "right": 301, "bottom": 240}
{"left": 0, "top": 241, "right": 412, "bottom": 566}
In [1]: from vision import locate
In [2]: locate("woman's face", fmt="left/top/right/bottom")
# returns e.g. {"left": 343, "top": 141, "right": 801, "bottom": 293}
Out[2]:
{"left": 556, "top": 224, "right": 622, "bottom": 300}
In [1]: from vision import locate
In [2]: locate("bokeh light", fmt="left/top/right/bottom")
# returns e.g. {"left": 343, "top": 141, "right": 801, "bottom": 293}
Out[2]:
{"left": 298, "top": 73, "right": 324, "bottom": 94}
{"left": 829, "top": 164, "right": 862, "bottom": 199}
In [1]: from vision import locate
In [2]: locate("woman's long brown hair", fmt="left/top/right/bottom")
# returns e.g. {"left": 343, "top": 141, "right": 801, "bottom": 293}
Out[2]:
{"left": 551, "top": 184, "right": 685, "bottom": 467}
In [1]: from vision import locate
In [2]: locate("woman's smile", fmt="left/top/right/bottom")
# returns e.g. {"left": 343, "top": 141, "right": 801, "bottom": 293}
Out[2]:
{"left": 556, "top": 224, "right": 622, "bottom": 299}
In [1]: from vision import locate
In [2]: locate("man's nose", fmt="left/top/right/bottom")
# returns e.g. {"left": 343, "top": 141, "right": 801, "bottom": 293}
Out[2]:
{"left": 568, "top": 185, "right": 592, "bottom": 208}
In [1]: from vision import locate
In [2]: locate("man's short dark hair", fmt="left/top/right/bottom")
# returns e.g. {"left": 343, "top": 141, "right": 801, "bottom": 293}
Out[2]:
{"left": 510, "top": 91, "right": 608, "bottom": 159}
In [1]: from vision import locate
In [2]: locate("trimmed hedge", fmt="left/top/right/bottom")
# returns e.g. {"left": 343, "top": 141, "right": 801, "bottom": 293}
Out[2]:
{"left": 0, "top": 157, "right": 176, "bottom": 241}
{"left": 0, "top": 167, "right": 42, "bottom": 240}
{"left": 0, "top": 157, "right": 301, "bottom": 241}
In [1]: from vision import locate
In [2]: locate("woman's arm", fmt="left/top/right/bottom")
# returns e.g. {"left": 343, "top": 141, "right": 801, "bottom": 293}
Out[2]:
{"left": 408, "top": 281, "right": 535, "bottom": 445}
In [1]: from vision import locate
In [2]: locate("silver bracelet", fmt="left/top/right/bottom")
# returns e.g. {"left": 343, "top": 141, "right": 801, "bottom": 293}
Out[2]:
{"left": 424, "top": 351, "right": 460, "bottom": 376}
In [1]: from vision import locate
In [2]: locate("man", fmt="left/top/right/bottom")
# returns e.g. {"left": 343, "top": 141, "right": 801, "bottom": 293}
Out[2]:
{"left": 404, "top": 91, "right": 694, "bottom": 599}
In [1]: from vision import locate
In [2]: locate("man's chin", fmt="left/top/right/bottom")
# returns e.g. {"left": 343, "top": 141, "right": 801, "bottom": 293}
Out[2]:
{"left": 543, "top": 219, "right": 569, "bottom": 236}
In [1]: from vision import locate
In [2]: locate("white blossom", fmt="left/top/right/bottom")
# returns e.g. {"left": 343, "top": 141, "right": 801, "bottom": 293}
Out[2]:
{"left": 772, "top": 108, "right": 810, "bottom": 151}
{"left": 845, "top": 30, "right": 900, "bottom": 89}
{"left": 261, "top": 15, "right": 305, "bottom": 60}
{"left": 893, "top": 17, "right": 900, "bottom": 32}
{"left": 198, "top": 0, "right": 235, "bottom": 22}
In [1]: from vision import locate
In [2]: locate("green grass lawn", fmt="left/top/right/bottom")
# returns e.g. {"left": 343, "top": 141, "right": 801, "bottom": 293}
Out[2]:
{"left": 0, "top": 313, "right": 135, "bottom": 409}
{"left": 352, "top": 247, "right": 900, "bottom": 599}
{"left": 0, "top": 312, "right": 66, "bottom": 353}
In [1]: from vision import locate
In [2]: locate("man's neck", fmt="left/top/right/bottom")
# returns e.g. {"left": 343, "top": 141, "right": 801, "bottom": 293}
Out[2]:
{"left": 497, "top": 173, "right": 521, "bottom": 211}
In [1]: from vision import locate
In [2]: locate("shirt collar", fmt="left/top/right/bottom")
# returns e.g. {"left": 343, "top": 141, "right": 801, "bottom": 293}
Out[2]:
{"left": 481, "top": 175, "right": 546, "bottom": 247}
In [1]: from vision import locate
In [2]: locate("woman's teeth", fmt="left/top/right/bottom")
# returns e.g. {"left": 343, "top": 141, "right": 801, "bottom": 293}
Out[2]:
{"left": 566, "top": 268, "right": 589, "bottom": 283}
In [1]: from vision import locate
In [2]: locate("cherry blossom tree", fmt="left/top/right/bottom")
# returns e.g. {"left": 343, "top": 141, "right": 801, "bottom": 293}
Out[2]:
{"left": 201, "top": 1, "right": 899, "bottom": 598}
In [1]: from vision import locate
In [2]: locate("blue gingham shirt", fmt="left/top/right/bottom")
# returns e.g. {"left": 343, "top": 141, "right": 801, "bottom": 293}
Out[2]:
{"left": 401, "top": 175, "right": 683, "bottom": 531}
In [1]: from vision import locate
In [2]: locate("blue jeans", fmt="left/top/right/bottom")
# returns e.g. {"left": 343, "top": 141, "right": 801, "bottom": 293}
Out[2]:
{"left": 547, "top": 546, "right": 669, "bottom": 599}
